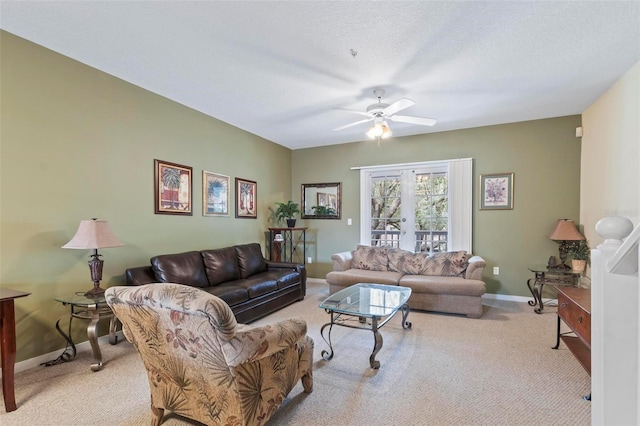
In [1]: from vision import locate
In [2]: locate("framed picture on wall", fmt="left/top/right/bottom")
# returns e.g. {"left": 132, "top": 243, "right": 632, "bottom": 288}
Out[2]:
{"left": 479, "top": 173, "right": 514, "bottom": 210}
{"left": 154, "top": 159, "right": 193, "bottom": 215}
{"left": 235, "top": 177, "right": 257, "bottom": 218}
{"left": 202, "top": 171, "right": 230, "bottom": 216}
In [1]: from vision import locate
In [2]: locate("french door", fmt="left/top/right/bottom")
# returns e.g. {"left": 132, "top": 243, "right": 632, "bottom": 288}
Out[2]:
{"left": 358, "top": 159, "right": 472, "bottom": 253}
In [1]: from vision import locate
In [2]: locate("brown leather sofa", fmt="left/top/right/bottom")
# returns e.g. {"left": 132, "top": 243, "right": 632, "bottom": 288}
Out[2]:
{"left": 125, "top": 243, "right": 306, "bottom": 323}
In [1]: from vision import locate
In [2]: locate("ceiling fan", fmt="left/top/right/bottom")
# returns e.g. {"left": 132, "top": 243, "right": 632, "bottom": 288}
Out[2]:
{"left": 333, "top": 89, "right": 437, "bottom": 139}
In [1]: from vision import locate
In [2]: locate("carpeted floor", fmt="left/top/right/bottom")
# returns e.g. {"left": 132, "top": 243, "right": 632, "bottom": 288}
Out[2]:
{"left": 1, "top": 280, "right": 590, "bottom": 425}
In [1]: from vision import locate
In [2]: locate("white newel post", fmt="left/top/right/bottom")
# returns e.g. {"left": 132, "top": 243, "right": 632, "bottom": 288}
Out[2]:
{"left": 591, "top": 216, "right": 639, "bottom": 426}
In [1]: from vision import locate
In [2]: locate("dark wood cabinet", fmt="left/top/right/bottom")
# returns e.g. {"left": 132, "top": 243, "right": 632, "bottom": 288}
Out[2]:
{"left": 554, "top": 286, "right": 591, "bottom": 375}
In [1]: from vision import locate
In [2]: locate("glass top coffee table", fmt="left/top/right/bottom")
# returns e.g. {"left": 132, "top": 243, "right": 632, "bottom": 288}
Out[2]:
{"left": 318, "top": 283, "right": 412, "bottom": 369}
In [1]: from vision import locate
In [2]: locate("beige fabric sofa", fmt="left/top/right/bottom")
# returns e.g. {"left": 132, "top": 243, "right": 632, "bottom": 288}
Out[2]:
{"left": 326, "top": 246, "right": 486, "bottom": 318}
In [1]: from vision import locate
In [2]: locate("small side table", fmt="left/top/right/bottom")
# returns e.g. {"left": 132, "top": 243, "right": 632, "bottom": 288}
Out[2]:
{"left": 0, "top": 288, "right": 30, "bottom": 412}
{"left": 526, "top": 265, "right": 581, "bottom": 314}
{"left": 267, "top": 227, "right": 307, "bottom": 264}
{"left": 43, "top": 293, "right": 120, "bottom": 372}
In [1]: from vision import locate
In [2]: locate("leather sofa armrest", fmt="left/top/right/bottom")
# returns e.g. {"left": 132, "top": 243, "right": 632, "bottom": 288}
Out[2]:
{"left": 331, "top": 251, "right": 353, "bottom": 271}
{"left": 265, "top": 260, "right": 300, "bottom": 271}
{"left": 465, "top": 256, "right": 486, "bottom": 281}
{"left": 125, "top": 266, "right": 156, "bottom": 286}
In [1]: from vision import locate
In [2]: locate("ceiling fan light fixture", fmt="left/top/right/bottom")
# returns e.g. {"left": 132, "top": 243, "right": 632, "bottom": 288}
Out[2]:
{"left": 366, "top": 120, "right": 392, "bottom": 140}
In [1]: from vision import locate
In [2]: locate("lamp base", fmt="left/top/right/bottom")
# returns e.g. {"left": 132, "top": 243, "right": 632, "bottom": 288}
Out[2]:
{"left": 84, "top": 285, "right": 106, "bottom": 297}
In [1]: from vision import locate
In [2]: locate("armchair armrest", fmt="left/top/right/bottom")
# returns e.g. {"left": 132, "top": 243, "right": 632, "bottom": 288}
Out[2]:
{"left": 331, "top": 251, "right": 354, "bottom": 271}
{"left": 222, "top": 317, "right": 308, "bottom": 367}
{"left": 465, "top": 256, "right": 486, "bottom": 281}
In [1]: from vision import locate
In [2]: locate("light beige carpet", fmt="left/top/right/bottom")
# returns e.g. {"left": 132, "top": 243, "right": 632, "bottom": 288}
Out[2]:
{"left": 1, "top": 280, "right": 590, "bottom": 425}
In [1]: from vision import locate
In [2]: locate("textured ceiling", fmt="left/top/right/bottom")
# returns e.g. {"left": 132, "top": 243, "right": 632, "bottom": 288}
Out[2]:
{"left": 2, "top": 1, "right": 639, "bottom": 149}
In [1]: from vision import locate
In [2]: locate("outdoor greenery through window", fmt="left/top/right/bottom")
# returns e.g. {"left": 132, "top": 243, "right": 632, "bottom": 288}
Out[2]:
{"left": 358, "top": 158, "right": 472, "bottom": 254}
{"left": 415, "top": 171, "right": 448, "bottom": 253}
{"left": 369, "top": 169, "right": 448, "bottom": 253}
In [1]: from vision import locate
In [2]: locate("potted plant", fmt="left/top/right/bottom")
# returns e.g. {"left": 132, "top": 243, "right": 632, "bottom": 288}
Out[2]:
{"left": 274, "top": 201, "right": 300, "bottom": 227}
{"left": 566, "top": 240, "right": 590, "bottom": 273}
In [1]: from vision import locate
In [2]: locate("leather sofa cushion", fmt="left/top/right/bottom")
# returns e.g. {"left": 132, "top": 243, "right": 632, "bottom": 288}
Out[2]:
{"left": 235, "top": 243, "right": 267, "bottom": 279}
{"left": 150, "top": 251, "right": 209, "bottom": 288}
{"left": 202, "top": 247, "right": 242, "bottom": 285}
{"left": 227, "top": 276, "right": 278, "bottom": 298}
{"left": 204, "top": 285, "right": 250, "bottom": 306}
{"left": 260, "top": 269, "right": 300, "bottom": 289}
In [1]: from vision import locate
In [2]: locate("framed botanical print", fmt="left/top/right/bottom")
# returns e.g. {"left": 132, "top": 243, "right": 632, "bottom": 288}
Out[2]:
{"left": 235, "top": 177, "right": 257, "bottom": 218}
{"left": 479, "top": 173, "right": 514, "bottom": 210}
{"left": 202, "top": 171, "right": 230, "bottom": 216}
{"left": 154, "top": 159, "right": 192, "bottom": 215}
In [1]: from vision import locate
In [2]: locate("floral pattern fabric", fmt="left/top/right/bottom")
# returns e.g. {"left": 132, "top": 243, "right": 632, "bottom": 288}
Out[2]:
{"left": 105, "top": 283, "right": 313, "bottom": 426}
{"left": 356, "top": 246, "right": 471, "bottom": 277}
{"left": 351, "top": 245, "right": 389, "bottom": 271}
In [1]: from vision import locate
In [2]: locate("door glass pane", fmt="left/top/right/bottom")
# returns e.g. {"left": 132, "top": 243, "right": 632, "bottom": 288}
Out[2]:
{"left": 414, "top": 172, "right": 448, "bottom": 253}
{"left": 370, "top": 174, "right": 401, "bottom": 248}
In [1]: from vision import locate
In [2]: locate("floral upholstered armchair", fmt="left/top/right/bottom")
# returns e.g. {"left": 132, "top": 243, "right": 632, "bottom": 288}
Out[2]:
{"left": 105, "top": 283, "right": 313, "bottom": 426}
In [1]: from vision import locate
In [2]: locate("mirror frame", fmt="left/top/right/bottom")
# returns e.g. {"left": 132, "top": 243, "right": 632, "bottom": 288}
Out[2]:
{"left": 301, "top": 182, "right": 342, "bottom": 219}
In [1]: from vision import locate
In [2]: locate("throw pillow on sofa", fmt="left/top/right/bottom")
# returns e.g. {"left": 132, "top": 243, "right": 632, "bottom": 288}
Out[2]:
{"left": 351, "top": 245, "right": 389, "bottom": 271}
{"left": 421, "top": 251, "right": 471, "bottom": 276}
{"left": 387, "top": 248, "right": 428, "bottom": 274}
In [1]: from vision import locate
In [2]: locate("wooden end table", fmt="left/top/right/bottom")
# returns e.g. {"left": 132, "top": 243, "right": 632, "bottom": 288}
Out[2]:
{"left": 0, "top": 288, "right": 30, "bottom": 412}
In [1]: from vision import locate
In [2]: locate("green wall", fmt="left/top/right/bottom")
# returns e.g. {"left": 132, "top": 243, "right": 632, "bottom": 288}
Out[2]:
{"left": 292, "top": 116, "right": 582, "bottom": 297}
{"left": 1, "top": 31, "right": 293, "bottom": 362}
{"left": 1, "top": 30, "right": 582, "bottom": 364}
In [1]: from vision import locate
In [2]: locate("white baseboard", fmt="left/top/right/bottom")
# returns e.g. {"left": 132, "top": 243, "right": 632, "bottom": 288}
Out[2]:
{"left": 0, "top": 330, "right": 125, "bottom": 377}
{"left": 482, "top": 292, "right": 555, "bottom": 304}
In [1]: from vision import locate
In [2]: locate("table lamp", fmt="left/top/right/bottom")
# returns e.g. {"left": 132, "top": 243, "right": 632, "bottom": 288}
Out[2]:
{"left": 548, "top": 219, "right": 585, "bottom": 269}
{"left": 62, "top": 218, "right": 124, "bottom": 296}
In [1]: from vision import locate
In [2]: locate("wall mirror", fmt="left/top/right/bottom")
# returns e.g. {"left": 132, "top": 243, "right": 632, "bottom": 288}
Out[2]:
{"left": 301, "top": 182, "right": 341, "bottom": 219}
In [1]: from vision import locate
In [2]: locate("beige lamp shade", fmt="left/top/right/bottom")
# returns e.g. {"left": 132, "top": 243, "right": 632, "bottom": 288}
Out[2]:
{"left": 62, "top": 219, "right": 124, "bottom": 249}
{"left": 548, "top": 219, "right": 585, "bottom": 241}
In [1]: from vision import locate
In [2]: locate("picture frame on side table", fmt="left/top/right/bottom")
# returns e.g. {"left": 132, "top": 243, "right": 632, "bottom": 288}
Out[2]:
{"left": 479, "top": 173, "right": 514, "bottom": 210}
{"left": 235, "top": 177, "right": 257, "bottom": 219}
{"left": 154, "top": 159, "right": 193, "bottom": 215}
{"left": 203, "top": 171, "right": 230, "bottom": 216}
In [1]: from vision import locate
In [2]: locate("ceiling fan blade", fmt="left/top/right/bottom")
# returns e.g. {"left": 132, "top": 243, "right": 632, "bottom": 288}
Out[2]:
{"left": 333, "top": 117, "right": 374, "bottom": 131}
{"left": 383, "top": 98, "right": 415, "bottom": 116}
{"left": 333, "top": 107, "right": 373, "bottom": 118}
{"left": 390, "top": 114, "right": 437, "bottom": 126}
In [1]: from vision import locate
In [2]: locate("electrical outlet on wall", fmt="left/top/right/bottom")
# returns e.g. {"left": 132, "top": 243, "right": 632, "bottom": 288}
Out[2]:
{"left": 493, "top": 267, "right": 500, "bottom": 275}
{"left": 307, "top": 257, "right": 313, "bottom": 264}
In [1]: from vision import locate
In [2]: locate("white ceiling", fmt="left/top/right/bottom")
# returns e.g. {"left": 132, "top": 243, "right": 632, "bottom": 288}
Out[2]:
{"left": 2, "top": 1, "right": 639, "bottom": 150}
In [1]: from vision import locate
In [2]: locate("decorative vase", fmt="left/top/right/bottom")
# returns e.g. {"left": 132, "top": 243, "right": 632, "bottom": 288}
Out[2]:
{"left": 571, "top": 259, "right": 587, "bottom": 273}
{"left": 286, "top": 219, "right": 296, "bottom": 228}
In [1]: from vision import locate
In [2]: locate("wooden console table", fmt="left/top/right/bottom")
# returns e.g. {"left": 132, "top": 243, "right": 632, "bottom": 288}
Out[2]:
{"left": 553, "top": 285, "right": 591, "bottom": 400}
{"left": 1, "top": 288, "right": 30, "bottom": 412}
